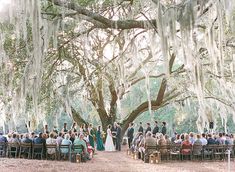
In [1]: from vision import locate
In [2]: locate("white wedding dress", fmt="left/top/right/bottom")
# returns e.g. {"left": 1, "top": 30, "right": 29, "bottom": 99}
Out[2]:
{"left": 105, "top": 128, "right": 115, "bottom": 151}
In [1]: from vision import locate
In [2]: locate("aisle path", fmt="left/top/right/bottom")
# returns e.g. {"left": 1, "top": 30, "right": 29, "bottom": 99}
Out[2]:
{"left": 0, "top": 147, "right": 234, "bottom": 172}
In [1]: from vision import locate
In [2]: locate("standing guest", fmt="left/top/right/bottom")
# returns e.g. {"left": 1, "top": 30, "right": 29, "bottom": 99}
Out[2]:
{"left": 127, "top": 123, "right": 134, "bottom": 148}
{"left": 70, "top": 122, "right": 77, "bottom": 133}
{"left": 88, "top": 124, "right": 95, "bottom": 148}
{"left": 96, "top": 126, "right": 105, "bottom": 151}
{"left": 200, "top": 133, "right": 208, "bottom": 146}
{"left": 138, "top": 122, "right": 144, "bottom": 134}
{"left": 61, "top": 123, "right": 68, "bottom": 133}
{"left": 44, "top": 124, "right": 49, "bottom": 134}
{"left": 79, "top": 124, "right": 84, "bottom": 135}
{"left": 53, "top": 126, "right": 58, "bottom": 134}
{"left": 145, "top": 123, "right": 151, "bottom": 135}
{"left": 161, "top": 122, "right": 167, "bottom": 135}
{"left": 152, "top": 121, "right": 159, "bottom": 135}
{"left": 0, "top": 131, "right": 7, "bottom": 142}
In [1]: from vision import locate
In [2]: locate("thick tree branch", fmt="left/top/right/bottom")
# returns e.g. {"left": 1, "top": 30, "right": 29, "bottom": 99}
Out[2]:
{"left": 71, "top": 107, "right": 87, "bottom": 125}
{"left": 48, "top": 0, "right": 157, "bottom": 29}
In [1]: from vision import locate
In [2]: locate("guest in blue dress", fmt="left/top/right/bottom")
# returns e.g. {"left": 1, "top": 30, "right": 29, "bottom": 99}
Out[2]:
{"left": 96, "top": 126, "right": 105, "bottom": 151}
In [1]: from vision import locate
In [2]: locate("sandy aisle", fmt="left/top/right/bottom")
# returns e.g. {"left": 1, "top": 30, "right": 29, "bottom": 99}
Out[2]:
{"left": 0, "top": 148, "right": 234, "bottom": 172}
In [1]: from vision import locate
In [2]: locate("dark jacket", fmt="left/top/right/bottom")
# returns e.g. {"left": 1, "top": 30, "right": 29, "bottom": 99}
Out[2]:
{"left": 116, "top": 127, "right": 122, "bottom": 139}
{"left": 161, "top": 126, "right": 166, "bottom": 135}
{"left": 145, "top": 126, "right": 151, "bottom": 134}
{"left": 152, "top": 126, "right": 159, "bottom": 135}
{"left": 127, "top": 127, "right": 134, "bottom": 139}
{"left": 138, "top": 126, "right": 144, "bottom": 133}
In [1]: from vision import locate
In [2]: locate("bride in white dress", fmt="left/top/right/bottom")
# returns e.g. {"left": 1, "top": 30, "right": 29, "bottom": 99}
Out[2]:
{"left": 105, "top": 125, "right": 115, "bottom": 151}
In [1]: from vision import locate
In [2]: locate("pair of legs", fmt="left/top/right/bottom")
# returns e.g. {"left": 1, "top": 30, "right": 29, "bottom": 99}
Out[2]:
{"left": 115, "top": 138, "right": 121, "bottom": 151}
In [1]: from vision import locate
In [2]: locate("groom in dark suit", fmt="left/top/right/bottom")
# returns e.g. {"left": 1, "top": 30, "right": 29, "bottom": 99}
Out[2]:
{"left": 127, "top": 122, "right": 134, "bottom": 148}
{"left": 115, "top": 122, "right": 122, "bottom": 151}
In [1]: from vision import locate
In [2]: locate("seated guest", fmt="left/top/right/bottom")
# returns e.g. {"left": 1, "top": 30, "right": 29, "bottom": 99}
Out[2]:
{"left": 30, "top": 132, "right": 36, "bottom": 142}
{"left": 21, "top": 133, "right": 32, "bottom": 143}
{"left": 20, "top": 134, "right": 32, "bottom": 158}
{"left": 60, "top": 134, "right": 72, "bottom": 154}
{"left": 34, "top": 132, "right": 46, "bottom": 158}
{"left": 216, "top": 133, "right": 225, "bottom": 145}
{"left": 181, "top": 134, "right": 192, "bottom": 157}
{"left": 0, "top": 131, "right": 7, "bottom": 156}
{"left": 164, "top": 135, "right": 171, "bottom": 145}
{"left": 9, "top": 133, "right": 20, "bottom": 144}
{"left": 189, "top": 132, "right": 195, "bottom": 145}
{"left": 74, "top": 134, "right": 90, "bottom": 161}
{"left": 158, "top": 134, "right": 167, "bottom": 155}
{"left": 192, "top": 134, "right": 202, "bottom": 155}
{"left": 46, "top": 132, "right": 57, "bottom": 156}
{"left": 174, "top": 134, "right": 182, "bottom": 144}
{"left": 70, "top": 133, "right": 76, "bottom": 144}
{"left": 0, "top": 131, "right": 7, "bottom": 142}
{"left": 207, "top": 133, "right": 216, "bottom": 145}
{"left": 143, "top": 131, "right": 157, "bottom": 162}
{"left": 56, "top": 132, "right": 63, "bottom": 145}
{"left": 225, "top": 134, "right": 233, "bottom": 145}
{"left": 200, "top": 133, "right": 208, "bottom": 146}
{"left": 7, "top": 133, "right": 13, "bottom": 142}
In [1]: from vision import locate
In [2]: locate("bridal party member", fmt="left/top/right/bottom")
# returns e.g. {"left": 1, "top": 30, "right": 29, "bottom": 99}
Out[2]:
{"left": 105, "top": 125, "right": 115, "bottom": 151}
{"left": 88, "top": 124, "right": 95, "bottom": 148}
{"left": 96, "top": 126, "right": 105, "bottom": 151}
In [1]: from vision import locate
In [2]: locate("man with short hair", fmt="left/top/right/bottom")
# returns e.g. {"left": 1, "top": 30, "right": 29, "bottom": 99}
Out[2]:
{"left": 127, "top": 123, "right": 134, "bottom": 148}
{"left": 200, "top": 133, "right": 208, "bottom": 146}
{"left": 0, "top": 131, "right": 7, "bottom": 143}
{"left": 56, "top": 132, "right": 63, "bottom": 145}
{"left": 161, "top": 122, "right": 167, "bottom": 135}
{"left": 138, "top": 122, "right": 144, "bottom": 134}
{"left": 152, "top": 121, "right": 159, "bottom": 135}
{"left": 145, "top": 123, "right": 151, "bottom": 135}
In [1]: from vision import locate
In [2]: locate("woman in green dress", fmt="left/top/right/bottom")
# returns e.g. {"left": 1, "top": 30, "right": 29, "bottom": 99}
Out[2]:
{"left": 88, "top": 124, "right": 95, "bottom": 148}
{"left": 96, "top": 125, "right": 105, "bottom": 151}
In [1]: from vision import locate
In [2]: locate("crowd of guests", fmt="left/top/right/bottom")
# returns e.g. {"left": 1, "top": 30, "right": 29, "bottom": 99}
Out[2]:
{"left": 0, "top": 122, "right": 106, "bottom": 162}
{"left": 127, "top": 121, "right": 235, "bottom": 162}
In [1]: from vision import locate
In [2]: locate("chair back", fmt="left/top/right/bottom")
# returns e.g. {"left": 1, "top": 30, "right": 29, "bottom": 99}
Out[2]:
{"left": 0, "top": 142, "right": 7, "bottom": 157}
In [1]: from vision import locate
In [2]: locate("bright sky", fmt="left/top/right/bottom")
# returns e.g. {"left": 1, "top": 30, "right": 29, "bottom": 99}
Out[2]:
{"left": 0, "top": 0, "right": 11, "bottom": 12}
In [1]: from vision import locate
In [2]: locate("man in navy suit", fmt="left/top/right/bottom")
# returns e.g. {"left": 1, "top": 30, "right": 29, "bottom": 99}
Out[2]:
{"left": 115, "top": 123, "right": 122, "bottom": 151}
{"left": 127, "top": 123, "right": 134, "bottom": 148}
